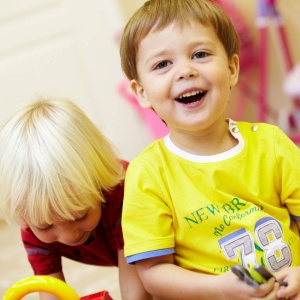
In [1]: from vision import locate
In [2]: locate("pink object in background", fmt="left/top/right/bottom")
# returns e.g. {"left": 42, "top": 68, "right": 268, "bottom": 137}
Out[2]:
{"left": 284, "top": 63, "right": 300, "bottom": 98}
{"left": 256, "top": 0, "right": 300, "bottom": 144}
{"left": 212, "top": 0, "right": 256, "bottom": 73}
{"left": 118, "top": 78, "right": 169, "bottom": 140}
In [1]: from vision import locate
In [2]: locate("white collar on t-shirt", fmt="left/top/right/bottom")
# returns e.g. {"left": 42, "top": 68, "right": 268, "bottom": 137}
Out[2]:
{"left": 163, "top": 119, "right": 244, "bottom": 163}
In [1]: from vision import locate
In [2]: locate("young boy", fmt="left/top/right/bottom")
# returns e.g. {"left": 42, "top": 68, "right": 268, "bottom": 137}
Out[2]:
{"left": 0, "top": 97, "right": 152, "bottom": 300}
{"left": 120, "top": 0, "right": 300, "bottom": 299}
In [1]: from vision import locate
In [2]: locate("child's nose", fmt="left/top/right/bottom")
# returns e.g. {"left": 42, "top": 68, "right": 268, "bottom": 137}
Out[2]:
{"left": 56, "top": 224, "right": 82, "bottom": 245}
{"left": 176, "top": 63, "right": 198, "bottom": 81}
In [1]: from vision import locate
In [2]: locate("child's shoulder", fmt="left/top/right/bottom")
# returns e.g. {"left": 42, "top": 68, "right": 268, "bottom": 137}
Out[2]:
{"left": 236, "top": 120, "right": 293, "bottom": 147}
{"left": 127, "top": 139, "right": 166, "bottom": 171}
{"left": 136, "top": 139, "right": 165, "bottom": 158}
{"left": 237, "top": 120, "right": 278, "bottom": 131}
{"left": 236, "top": 121, "right": 283, "bottom": 136}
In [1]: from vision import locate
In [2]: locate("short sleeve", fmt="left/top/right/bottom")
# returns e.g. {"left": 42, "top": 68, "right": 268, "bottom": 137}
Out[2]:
{"left": 122, "top": 159, "right": 175, "bottom": 258}
{"left": 21, "top": 228, "right": 62, "bottom": 275}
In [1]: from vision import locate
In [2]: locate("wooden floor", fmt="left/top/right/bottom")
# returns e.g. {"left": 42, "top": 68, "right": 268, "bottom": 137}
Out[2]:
{"left": 0, "top": 221, "right": 121, "bottom": 300}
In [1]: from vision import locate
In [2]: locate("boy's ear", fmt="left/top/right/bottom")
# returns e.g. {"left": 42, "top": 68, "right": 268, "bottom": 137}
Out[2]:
{"left": 228, "top": 54, "right": 240, "bottom": 88}
{"left": 130, "top": 79, "right": 152, "bottom": 109}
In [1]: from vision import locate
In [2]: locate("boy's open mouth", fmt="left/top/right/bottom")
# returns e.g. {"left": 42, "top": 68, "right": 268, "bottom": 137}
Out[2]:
{"left": 175, "top": 90, "right": 207, "bottom": 104}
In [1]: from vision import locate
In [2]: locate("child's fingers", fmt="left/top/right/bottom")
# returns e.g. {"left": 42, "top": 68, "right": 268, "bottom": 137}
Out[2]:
{"left": 260, "top": 281, "right": 280, "bottom": 300}
{"left": 249, "top": 278, "right": 276, "bottom": 299}
{"left": 277, "top": 284, "right": 296, "bottom": 299}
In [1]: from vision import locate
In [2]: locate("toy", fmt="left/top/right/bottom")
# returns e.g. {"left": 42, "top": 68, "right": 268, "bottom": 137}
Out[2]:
{"left": 118, "top": 78, "right": 169, "bottom": 140}
{"left": 3, "top": 275, "right": 113, "bottom": 300}
{"left": 231, "top": 263, "right": 287, "bottom": 288}
{"left": 256, "top": 0, "right": 300, "bottom": 144}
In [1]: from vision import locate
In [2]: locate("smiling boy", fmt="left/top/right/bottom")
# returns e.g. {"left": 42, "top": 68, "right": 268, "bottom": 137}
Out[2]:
{"left": 120, "top": 1, "right": 300, "bottom": 299}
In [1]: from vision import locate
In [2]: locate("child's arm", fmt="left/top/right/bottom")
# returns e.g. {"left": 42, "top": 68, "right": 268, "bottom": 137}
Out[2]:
{"left": 118, "top": 250, "right": 154, "bottom": 300}
{"left": 39, "top": 271, "right": 65, "bottom": 300}
{"left": 135, "top": 254, "right": 279, "bottom": 300}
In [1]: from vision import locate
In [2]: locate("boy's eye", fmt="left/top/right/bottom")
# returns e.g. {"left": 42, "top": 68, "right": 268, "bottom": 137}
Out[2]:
{"left": 36, "top": 224, "right": 53, "bottom": 232}
{"left": 193, "top": 51, "right": 208, "bottom": 59}
{"left": 154, "top": 61, "right": 172, "bottom": 70}
{"left": 75, "top": 211, "right": 88, "bottom": 222}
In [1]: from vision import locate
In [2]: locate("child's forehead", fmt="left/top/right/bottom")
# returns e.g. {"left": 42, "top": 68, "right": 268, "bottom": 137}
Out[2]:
{"left": 139, "top": 21, "right": 215, "bottom": 50}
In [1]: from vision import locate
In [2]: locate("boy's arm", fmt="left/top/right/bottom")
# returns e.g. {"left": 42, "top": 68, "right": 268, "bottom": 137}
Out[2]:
{"left": 118, "top": 250, "right": 154, "bottom": 300}
{"left": 135, "top": 254, "right": 278, "bottom": 300}
{"left": 39, "top": 271, "right": 65, "bottom": 300}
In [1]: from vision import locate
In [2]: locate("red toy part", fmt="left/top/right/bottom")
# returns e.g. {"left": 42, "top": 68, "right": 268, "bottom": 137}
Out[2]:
{"left": 80, "top": 290, "right": 113, "bottom": 300}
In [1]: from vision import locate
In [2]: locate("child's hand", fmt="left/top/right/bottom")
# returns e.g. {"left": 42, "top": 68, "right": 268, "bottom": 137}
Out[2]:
{"left": 275, "top": 266, "right": 300, "bottom": 299}
{"left": 232, "top": 264, "right": 288, "bottom": 288}
{"left": 215, "top": 269, "right": 279, "bottom": 299}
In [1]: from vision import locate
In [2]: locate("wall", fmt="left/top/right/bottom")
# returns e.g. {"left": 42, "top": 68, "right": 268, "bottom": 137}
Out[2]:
{"left": 0, "top": 2, "right": 152, "bottom": 298}
{"left": 0, "top": 0, "right": 153, "bottom": 163}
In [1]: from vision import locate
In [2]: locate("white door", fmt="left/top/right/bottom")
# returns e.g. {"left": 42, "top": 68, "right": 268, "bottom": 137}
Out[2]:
{"left": 0, "top": 0, "right": 152, "bottom": 161}
{"left": 0, "top": 1, "right": 152, "bottom": 299}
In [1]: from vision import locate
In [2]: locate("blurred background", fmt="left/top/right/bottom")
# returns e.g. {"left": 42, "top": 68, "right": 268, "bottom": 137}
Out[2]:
{"left": 0, "top": 0, "right": 299, "bottom": 299}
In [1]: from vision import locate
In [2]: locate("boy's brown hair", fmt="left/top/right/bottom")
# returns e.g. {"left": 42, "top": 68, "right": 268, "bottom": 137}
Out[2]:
{"left": 120, "top": 0, "right": 240, "bottom": 81}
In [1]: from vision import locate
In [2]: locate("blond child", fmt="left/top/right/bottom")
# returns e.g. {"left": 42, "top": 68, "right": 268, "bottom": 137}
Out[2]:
{"left": 120, "top": 0, "right": 300, "bottom": 299}
{"left": 0, "top": 97, "right": 152, "bottom": 300}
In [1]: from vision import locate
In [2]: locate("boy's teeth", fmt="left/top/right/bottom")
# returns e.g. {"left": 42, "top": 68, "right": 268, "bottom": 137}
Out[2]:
{"left": 179, "top": 90, "right": 202, "bottom": 99}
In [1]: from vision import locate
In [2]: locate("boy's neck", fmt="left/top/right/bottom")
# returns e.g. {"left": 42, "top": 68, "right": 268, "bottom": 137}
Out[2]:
{"left": 169, "top": 120, "right": 238, "bottom": 156}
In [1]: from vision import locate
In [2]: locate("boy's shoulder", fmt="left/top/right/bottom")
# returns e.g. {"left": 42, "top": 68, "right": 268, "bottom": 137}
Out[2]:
{"left": 127, "top": 139, "right": 166, "bottom": 171}
{"left": 237, "top": 120, "right": 278, "bottom": 130}
{"left": 236, "top": 121, "right": 294, "bottom": 148}
{"left": 236, "top": 121, "right": 283, "bottom": 137}
{"left": 135, "top": 139, "right": 165, "bottom": 159}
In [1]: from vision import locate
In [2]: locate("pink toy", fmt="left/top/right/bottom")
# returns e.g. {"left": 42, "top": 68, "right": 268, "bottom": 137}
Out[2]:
{"left": 284, "top": 63, "right": 300, "bottom": 99}
{"left": 256, "top": 0, "right": 300, "bottom": 144}
{"left": 118, "top": 78, "right": 169, "bottom": 140}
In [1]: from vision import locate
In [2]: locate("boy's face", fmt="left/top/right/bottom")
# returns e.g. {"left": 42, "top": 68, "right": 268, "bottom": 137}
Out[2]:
{"left": 26, "top": 205, "right": 101, "bottom": 246}
{"left": 131, "top": 22, "right": 239, "bottom": 134}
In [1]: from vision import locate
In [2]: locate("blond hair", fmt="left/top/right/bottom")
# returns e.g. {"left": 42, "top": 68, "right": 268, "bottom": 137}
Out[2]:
{"left": 0, "top": 97, "right": 124, "bottom": 227}
{"left": 120, "top": 0, "right": 240, "bottom": 80}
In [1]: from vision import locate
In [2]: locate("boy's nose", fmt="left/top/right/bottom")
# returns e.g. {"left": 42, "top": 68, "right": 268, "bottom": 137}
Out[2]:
{"left": 56, "top": 224, "right": 82, "bottom": 245}
{"left": 176, "top": 64, "right": 198, "bottom": 81}
{"left": 58, "top": 231, "right": 82, "bottom": 245}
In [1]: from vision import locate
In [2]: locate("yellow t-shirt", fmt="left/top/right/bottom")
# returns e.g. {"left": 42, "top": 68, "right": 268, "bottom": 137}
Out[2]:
{"left": 122, "top": 120, "right": 300, "bottom": 274}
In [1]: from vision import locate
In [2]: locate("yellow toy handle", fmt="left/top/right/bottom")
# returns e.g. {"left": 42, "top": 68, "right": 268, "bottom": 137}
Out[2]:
{"left": 3, "top": 275, "right": 80, "bottom": 300}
